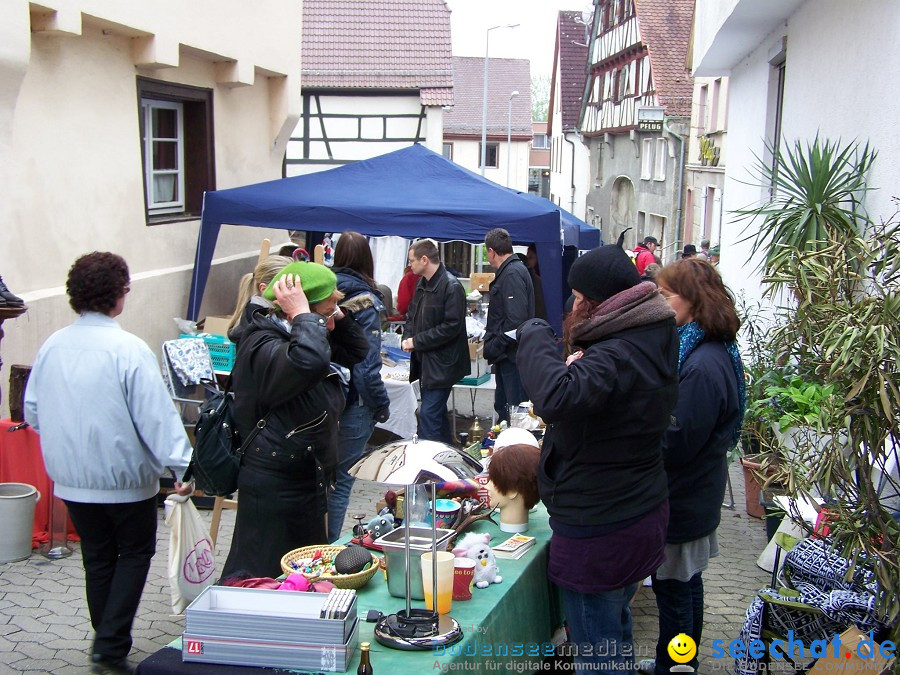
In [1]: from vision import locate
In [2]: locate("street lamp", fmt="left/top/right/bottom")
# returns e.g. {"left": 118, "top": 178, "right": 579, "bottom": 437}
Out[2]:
{"left": 506, "top": 90, "right": 519, "bottom": 188}
{"left": 480, "top": 23, "right": 520, "bottom": 177}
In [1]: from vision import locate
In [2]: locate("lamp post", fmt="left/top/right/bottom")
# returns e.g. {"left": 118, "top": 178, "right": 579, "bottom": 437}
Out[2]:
{"left": 480, "top": 23, "right": 519, "bottom": 177}
{"left": 506, "top": 90, "right": 519, "bottom": 188}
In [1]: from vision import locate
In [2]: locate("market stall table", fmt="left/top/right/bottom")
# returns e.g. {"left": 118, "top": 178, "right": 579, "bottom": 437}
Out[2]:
{"left": 378, "top": 363, "right": 418, "bottom": 439}
{"left": 0, "top": 418, "right": 78, "bottom": 548}
{"left": 136, "top": 504, "right": 562, "bottom": 674}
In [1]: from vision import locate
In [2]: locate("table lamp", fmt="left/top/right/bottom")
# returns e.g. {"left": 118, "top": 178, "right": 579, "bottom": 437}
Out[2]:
{"left": 349, "top": 435, "right": 483, "bottom": 650}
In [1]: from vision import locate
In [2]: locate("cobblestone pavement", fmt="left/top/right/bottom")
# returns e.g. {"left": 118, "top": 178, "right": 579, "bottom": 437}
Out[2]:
{"left": 0, "top": 387, "right": 770, "bottom": 673}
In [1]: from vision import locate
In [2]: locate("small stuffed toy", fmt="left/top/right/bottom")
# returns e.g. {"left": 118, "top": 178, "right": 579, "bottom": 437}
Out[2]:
{"left": 367, "top": 513, "right": 396, "bottom": 540}
{"left": 452, "top": 532, "right": 502, "bottom": 588}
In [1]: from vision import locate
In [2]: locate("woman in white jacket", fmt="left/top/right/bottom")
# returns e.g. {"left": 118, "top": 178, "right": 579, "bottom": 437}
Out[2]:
{"left": 25, "top": 252, "right": 193, "bottom": 674}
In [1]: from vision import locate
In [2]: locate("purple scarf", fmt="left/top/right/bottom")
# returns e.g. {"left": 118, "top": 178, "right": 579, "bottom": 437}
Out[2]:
{"left": 570, "top": 281, "right": 675, "bottom": 344}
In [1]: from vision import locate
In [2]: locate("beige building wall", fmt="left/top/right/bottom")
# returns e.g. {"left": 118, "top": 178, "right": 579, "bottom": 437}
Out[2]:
{"left": 0, "top": 0, "right": 302, "bottom": 416}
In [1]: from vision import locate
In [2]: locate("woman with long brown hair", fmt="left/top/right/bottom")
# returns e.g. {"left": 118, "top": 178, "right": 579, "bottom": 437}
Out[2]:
{"left": 327, "top": 231, "right": 391, "bottom": 541}
{"left": 644, "top": 258, "right": 746, "bottom": 675}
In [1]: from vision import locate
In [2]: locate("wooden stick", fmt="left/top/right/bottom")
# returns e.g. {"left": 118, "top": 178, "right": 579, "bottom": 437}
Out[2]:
{"left": 314, "top": 244, "right": 325, "bottom": 265}
{"left": 257, "top": 238, "right": 271, "bottom": 266}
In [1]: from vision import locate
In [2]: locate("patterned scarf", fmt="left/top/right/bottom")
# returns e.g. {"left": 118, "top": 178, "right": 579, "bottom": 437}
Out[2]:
{"left": 677, "top": 321, "right": 747, "bottom": 444}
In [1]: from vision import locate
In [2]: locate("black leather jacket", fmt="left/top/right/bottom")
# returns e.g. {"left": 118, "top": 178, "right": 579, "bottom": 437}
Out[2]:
{"left": 404, "top": 264, "right": 470, "bottom": 389}
{"left": 229, "top": 304, "right": 369, "bottom": 481}
{"left": 483, "top": 254, "right": 534, "bottom": 365}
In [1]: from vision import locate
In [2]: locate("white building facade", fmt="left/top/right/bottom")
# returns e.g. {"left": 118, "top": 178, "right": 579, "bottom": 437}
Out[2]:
{"left": 693, "top": 0, "right": 900, "bottom": 300}
{"left": 0, "top": 0, "right": 301, "bottom": 416}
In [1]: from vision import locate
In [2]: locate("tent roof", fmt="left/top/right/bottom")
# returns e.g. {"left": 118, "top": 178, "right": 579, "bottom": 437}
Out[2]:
{"left": 201, "top": 144, "right": 559, "bottom": 244}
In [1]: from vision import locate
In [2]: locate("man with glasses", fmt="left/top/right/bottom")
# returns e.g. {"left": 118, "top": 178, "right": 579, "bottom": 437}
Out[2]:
{"left": 401, "top": 239, "right": 469, "bottom": 443}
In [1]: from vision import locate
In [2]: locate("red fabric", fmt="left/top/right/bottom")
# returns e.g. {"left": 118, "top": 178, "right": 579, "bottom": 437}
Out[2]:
{"left": 395, "top": 269, "right": 419, "bottom": 316}
{"left": 633, "top": 246, "right": 656, "bottom": 276}
{"left": 0, "top": 419, "right": 80, "bottom": 548}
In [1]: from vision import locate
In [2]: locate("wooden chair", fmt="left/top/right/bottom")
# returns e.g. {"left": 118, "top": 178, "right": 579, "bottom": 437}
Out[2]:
{"left": 209, "top": 495, "right": 237, "bottom": 547}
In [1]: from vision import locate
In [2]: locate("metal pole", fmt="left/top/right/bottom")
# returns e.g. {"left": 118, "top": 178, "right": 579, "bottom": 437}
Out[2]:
{"left": 480, "top": 24, "right": 519, "bottom": 178}
{"left": 507, "top": 90, "right": 519, "bottom": 188}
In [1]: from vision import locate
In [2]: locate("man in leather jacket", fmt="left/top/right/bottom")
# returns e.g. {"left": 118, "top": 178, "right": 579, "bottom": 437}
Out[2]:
{"left": 401, "top": 239, "right": 469, "bottom": 443}
{"left": 483, "top": 228, "right": 534, "bottom": 423}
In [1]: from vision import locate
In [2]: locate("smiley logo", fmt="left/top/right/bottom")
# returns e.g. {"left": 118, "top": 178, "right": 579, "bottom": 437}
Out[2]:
{"left": 667, "top": 633, "right": 696, "bottom": 664}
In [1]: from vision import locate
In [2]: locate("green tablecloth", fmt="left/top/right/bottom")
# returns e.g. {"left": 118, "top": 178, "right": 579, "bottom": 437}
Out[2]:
{"left": 351, "top": 503, "right": 562, "bottom": 674}
{"left": 143, "top": 506, "right": 561, "bottom": 675}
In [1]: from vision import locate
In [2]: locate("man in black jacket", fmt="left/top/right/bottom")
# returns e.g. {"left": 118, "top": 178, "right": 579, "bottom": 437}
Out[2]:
{"left": 402, "top": 239, "right": 470, "bottom": 443}
{"left": 483, "top": 228, "right": 534, "bottom": 423}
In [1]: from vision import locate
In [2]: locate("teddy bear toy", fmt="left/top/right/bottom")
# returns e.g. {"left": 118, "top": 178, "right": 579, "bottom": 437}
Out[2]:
{"left": 452, "top": 532, "right": 502, "bottom": 588}
{"left": 366, "top": 513, "right": 397, "bottom": 540}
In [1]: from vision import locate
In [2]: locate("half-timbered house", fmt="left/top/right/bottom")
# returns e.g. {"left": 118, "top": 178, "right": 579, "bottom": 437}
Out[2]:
{"left": 285, "top": 0, "right": 453, "bottom": 177}
{"left": 578, "top": 0, "right": 694, "bottom": 257}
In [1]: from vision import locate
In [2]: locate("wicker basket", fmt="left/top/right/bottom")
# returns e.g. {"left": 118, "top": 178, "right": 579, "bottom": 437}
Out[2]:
{"left": 280, "top": 545, "right": 379, "bottom": 590}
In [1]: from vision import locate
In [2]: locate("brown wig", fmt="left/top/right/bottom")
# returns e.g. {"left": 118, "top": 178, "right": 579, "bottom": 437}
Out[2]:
{"left": 333, "top": 231, "right": 377, "bottom": 290}
{"left": 656, "top": 258, "right": 739, "bottom": 341}
{"left": 487, "top": 443, "right": 541, "bottom": 509}
{"left": 66, "top": 252, "right": 130, "bottom": 315}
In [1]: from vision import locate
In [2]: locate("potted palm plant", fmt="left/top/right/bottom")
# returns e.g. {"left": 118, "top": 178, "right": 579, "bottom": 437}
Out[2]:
{"left": 734, "top": 135, "right": 900, "bottom": 639}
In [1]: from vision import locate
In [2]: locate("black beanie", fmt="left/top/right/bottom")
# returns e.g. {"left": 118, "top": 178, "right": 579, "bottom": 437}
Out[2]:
{"left": 568, "top": 245, "right": 642, "bottom": 302}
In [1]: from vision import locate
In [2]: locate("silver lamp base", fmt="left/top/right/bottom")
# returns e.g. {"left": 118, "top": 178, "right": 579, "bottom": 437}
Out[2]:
{"left": 373, "top": 609, "right": 463, "bottom": 651}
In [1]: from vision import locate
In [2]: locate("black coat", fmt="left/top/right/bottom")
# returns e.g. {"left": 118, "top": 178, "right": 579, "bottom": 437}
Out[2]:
{"left": 483, "top": 255, "right": 534, "bottom": 365}
{"left": 517, "top": 317, "right": 679, "bottom": 531}
{"left": 404, "top": 264, "right": 470, "bottom": 389}
{"left": 663, "top": 341, "right": 741, "bottom": 543}
{"left": 229, "top": 305, "right": 369, "bottom": 480}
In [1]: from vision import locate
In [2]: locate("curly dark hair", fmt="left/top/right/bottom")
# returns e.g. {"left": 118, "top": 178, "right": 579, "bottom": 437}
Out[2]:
{"left": 66, "top": 252, "right": 130, "bottom": 314}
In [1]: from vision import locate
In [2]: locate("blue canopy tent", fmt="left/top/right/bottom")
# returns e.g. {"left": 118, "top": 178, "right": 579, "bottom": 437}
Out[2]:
{"left": 518, "top": 193, "right": 601, "bottom": 250}
{"left": 188, "top": 144, "right": 573, "bottom": 333}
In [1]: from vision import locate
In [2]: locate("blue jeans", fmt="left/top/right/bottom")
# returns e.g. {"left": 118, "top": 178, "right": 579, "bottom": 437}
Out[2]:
{"left": 560, "top": 583, "right": 638, "bottom": 670}
{"left": 651, "top": 572, "right": 703, "bottom": 674}
{"left": 494, "top": 358, "right": 527, "bottom": 424}
{"left": 327, "top": 401, "right": 375, "bottom": 542}
{"left": 418, "top": 386, "right": 452, "bottom": 443}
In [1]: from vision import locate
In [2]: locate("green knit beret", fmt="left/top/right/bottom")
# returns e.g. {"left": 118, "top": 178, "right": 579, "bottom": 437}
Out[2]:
{"left": 263, "top": 262, "right": 337, "bottom": 304}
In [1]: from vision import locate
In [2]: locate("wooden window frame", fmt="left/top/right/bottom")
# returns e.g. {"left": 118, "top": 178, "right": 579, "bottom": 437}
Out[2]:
{"left": 137, "top": 77, "right": 215, "bottom": 224}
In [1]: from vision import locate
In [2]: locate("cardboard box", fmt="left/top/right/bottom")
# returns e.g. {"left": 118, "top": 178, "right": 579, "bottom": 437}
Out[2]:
{"left": 468, "top": 340, "right": 482, "bottom": 361}
{"left": 469, "top": 272, "right": 495, "bottom": 293}
{"left": 202, "top": 315, "right": 232, "bottom": 337}
{"left": 466, "top": 341, "right": 489, "bottom": 379}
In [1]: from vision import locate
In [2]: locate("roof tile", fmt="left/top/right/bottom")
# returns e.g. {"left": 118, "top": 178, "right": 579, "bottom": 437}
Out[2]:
{"left": 302, "top": 0, "right": 453, "bottom": 105}
{"left": 633, "top": 0, "right": 694, "bottom": 116}
{"left": 443, "top": 56, "right": 532, "bottom": 137}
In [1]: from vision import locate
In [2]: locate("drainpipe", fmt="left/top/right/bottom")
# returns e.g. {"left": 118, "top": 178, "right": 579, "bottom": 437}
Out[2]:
{"left": 564, "top": 133, "right": 577, "bottom": 215}
{"left": 663, "top": 116, "right": 688, "bottom": 262}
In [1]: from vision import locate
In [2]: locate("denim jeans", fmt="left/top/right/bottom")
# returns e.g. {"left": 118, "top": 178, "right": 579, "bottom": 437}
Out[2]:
{"left": 559, "top": 583, "right": 638, "bottom": 671}
{"left": 651, "top": 572, "right": 704, "bottom": 674}
{"left": 494, "top": 358, "right": 528, "bottom": 424}
{"left": 327, "top": 401, "right": 375, "bottom": 542}
{"left": 418, "top": 386, "right": 452, "bottom": 443}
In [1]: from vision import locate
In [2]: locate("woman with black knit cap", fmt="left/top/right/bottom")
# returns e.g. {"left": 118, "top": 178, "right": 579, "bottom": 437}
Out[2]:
{"left": 516, "top": 244, "right": 679, "bottom": 672}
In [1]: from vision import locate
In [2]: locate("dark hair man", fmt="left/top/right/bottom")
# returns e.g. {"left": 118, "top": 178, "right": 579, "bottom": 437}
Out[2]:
{"left": 483, "top": 228, "right": 535, "bottom": 423}
{"left": 402, "top": 239, "right": 470, "bottom": 443}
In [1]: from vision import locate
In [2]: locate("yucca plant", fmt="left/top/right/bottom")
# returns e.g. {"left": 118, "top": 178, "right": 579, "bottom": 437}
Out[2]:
{"left": 734, "top": 136, "right": 900, "bottom": 648}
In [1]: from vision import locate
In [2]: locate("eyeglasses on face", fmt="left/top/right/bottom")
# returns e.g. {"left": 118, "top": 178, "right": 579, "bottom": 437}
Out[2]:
{"left": 317, "top": 308, "right": 340, "bottom": 321}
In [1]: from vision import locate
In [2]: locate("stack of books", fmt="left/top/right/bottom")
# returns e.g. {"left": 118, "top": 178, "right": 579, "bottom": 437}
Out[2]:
{"left": 492, "top": 533, "right": 536, "bottom": 560}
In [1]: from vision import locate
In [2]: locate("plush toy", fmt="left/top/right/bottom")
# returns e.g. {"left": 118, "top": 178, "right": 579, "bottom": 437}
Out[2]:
{"left": 366, "top": 513, "right": 397, "bottom": 540}
{"left": 452, "top": 532, "right": 502, "bottom": 589}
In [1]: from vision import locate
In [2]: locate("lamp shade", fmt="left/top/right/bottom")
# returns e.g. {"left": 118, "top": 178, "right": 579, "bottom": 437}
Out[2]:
{"left": 349, "top": 438, "right": 483, "bottom": 485}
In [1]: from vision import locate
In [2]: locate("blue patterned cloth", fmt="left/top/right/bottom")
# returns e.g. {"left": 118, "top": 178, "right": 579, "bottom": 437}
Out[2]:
{"left": 163, "top": 338, "right": 214, "bottom": 387}
{"left": 677, "top": 322, "right": 747, "bottom": 445}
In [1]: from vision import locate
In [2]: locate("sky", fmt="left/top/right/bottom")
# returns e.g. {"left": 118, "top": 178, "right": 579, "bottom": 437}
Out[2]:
{"left": 446, "top": 0, "right": 594, "bottom": 80}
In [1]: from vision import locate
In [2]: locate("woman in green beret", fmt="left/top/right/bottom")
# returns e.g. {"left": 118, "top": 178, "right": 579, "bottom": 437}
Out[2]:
{"left": 221, "top": 260, "right": 370, "bottom": 579}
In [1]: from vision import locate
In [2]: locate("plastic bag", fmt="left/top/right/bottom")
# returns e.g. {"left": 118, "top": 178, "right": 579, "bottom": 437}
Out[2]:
{"left": 164, "top": 494, "right": 217, "bottom": 613}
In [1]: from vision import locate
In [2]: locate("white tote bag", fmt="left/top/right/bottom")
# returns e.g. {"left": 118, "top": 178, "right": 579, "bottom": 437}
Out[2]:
{"left": 164, "top": 494, "right": 217, "bottom": 614}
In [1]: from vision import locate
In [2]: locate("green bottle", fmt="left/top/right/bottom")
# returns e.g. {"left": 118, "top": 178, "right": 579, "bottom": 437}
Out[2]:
{"left": 357, "top": 641, "right": 373, "bottom": 675}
